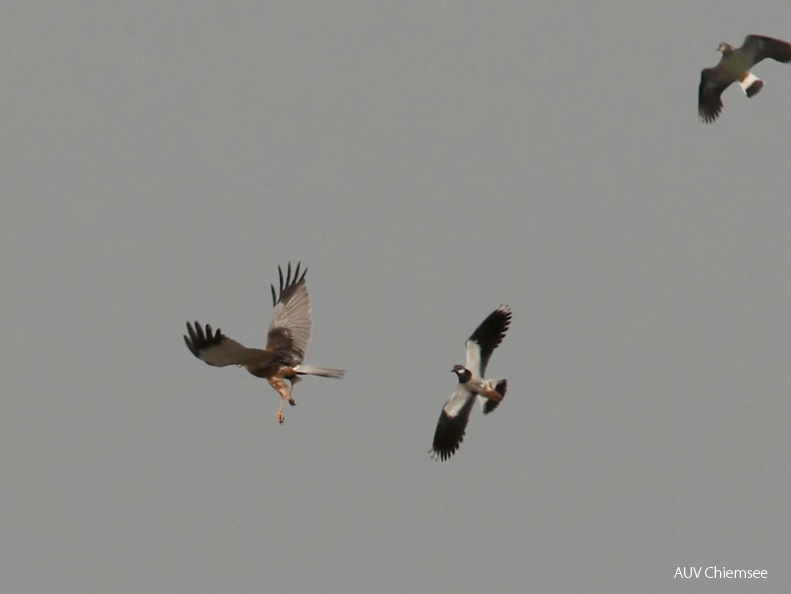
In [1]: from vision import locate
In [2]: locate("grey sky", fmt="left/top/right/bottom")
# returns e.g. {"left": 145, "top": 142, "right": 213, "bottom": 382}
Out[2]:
{"left": 3, "top": 2, "right": 791, "bottom": 592}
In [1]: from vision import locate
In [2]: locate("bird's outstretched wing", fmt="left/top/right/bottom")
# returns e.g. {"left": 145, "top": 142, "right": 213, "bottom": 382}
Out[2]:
{"left": 741, "top": 35, "right": 791, "bottom": 68}
{"left": 698, "top": 68, "right": 730, "bottom": 123}
{"left": 266, "top": 262, "right": 311, "bottom": 365}
{"left": 465, "top": 306, "right": 512, "bottom": 377}
{"left": 184, "top": 321, "right": 270, "bottom": 367}
{"left": 430, "top": 386, "right": 476, "bottom": 461}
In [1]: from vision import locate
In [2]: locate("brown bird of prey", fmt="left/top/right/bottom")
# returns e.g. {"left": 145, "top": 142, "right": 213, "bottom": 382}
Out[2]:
{"left": 699, "top": 35, "right": 791, "bottom": 123}
{"left": 184, "top": 263, "right": 344, "bottom": 424}
{"left": 430, "top": 306, "right": 512, "bottom": 461}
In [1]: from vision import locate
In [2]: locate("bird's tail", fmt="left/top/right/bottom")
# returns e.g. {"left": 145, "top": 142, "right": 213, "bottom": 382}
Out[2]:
{"left": 479, "top": 379, "right": 507, "bottom": 415}
{"left": 739, "top": 72, "right": 763, "bottom": 97}
{"left": 294, "top": 365, "right": 345, "bottom": 379}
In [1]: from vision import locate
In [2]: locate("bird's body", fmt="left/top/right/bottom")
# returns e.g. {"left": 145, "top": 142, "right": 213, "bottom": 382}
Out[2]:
{"left": 430, "top": 306, "right": 512, "bottom": 461}
{"left": 184, "top": 263, "right": 344, "bottom": 424}
{"left": 699, "top": 35, "right": 791, "bottom": 123}
{"left": 449, "top": 364, "right": 506, "bottom": 406}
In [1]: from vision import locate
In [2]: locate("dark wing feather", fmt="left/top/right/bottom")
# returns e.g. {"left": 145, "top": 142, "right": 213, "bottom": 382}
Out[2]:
{"left": 270, "top": 261, "right": 308, "bottom": 307}
{"left": 465, "top": 306, "right": 512, "bottom": 377}
{"left": 266, "top": 262, "right": 311, "bottom": 364}
{"left": 741, "top": 35, "right": 791, "bottom": 67}
{"left": 430, "top": 387, "right": 476, "bottom": 461}
{"left": 184, "top": 321, "right": 267, "bottom": 367}
{"left": 698, "top": 67, "right": 730, "bottom": 123}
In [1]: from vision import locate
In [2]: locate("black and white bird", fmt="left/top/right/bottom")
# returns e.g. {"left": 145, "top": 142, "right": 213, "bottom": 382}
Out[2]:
{"left": 430, "top": 306, "right": 512, "bottom": 461}
{"left": 699, "top": 35, "right": 791, "bottom": 123}
{"left": 184, "top": 263, "right": 344, "bottom": 424}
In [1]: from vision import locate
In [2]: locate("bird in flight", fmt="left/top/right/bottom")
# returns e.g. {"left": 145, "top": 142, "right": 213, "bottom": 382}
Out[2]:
{"left": 699, "top": 34, "right": 791, "bottom": 123}
{"left": 430, "top": 306, "right": 512, "bottom": 461}
{"left": 184, "top": 262, "right": 344, "bottom": 424}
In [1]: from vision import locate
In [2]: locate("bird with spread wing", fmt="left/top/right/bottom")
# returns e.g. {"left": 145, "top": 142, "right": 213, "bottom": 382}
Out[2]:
{"left": 430, "top": 306, "right": 512, "bottom": 461}
{"left": 184, "top": 263, "right": 344, "bottom": 424}
{"left": 699, "top": 35, "right": 791, "bottom": 123}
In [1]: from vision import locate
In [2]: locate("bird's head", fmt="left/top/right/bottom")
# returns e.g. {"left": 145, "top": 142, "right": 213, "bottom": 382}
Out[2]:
{"left": 717, "top": 42, "right": 733, "bottom": 55}
{"left": 451, "top": 365, "right": 472, "bottom": 383}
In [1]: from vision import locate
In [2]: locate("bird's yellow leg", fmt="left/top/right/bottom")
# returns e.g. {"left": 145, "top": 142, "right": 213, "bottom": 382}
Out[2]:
{"left": 269, "top": 376, "right": 292, "bottom": 424}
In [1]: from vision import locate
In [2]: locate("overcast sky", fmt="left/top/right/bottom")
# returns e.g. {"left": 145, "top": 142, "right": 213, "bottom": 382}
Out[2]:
{"left": 3, "top": 2, "right": 791, "bottom": 592}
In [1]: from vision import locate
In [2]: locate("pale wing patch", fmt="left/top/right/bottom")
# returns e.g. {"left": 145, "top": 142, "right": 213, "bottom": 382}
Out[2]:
{"left": 464, "top": 339, "right": 484, "bottom": 378}
{"left": 431, "top": 386, "right": 476, "bottom": 461}
{"left": 443, "top": 384, "right": 474, "bottom": 417}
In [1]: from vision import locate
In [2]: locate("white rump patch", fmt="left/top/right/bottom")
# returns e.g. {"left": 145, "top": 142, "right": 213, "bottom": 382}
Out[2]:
{"left": 738, "top": 72, "right": 761, "bottom": 94}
